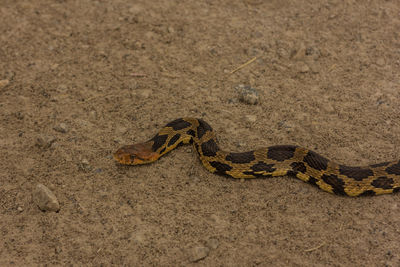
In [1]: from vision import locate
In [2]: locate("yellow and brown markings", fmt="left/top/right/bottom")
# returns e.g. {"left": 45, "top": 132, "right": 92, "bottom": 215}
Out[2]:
{"left": 114, "top": 118, "right": 400, "bottom": 196}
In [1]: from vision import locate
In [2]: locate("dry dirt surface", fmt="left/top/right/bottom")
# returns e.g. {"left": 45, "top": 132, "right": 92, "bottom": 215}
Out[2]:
{"left": 1, "top": 0, "right": 400, "bottom": 265}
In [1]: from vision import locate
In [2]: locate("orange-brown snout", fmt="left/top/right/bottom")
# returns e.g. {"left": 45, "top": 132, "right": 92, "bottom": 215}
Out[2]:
{"left": 113, "top": 143, "right": 159, "bottom": 165}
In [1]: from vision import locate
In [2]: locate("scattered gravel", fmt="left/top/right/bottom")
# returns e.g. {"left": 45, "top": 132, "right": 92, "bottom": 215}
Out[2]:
{"left": 33, "top": 184, "right": 60, "bottom": 212}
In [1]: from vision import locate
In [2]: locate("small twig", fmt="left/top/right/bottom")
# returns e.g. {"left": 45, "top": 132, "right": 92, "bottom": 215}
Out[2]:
{"left": 304, "top": 242, "right": 325, "bottom": 252}
{"left": 328, "top": 64, "right": 337, "bottom": 72}
{"left": 230, "top": 56, "right": 257, "bottom": 74}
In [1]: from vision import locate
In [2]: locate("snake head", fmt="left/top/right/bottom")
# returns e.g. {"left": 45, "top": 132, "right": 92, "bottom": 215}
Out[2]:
{"left": 113, "top": 142, "right": 159, "bottom": 165}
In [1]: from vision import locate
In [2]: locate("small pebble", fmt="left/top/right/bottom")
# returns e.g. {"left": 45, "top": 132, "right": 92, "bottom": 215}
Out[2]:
{"left": 36, "top": 135, "right": 56, "bottom": 149}
{"left": 79, "top": 159, "right": 92, "bottom": 171}
{"left": 57, "top": 84, "right": 67, "bottom": 91}
{"left": 0, "top": 79, "right": 9, "bottom": 89}
{"left": 321, "top": 102, "right": 335, "bottom": 113}
{"left": 189, "top": 246, "right": 210, "bottom": 262}
{"left": 144, "top": 31, "right": 156, "bottom": 39}
{"left": 278, "top": 120, "right": 293, "bottom": 130}
{"left": 308, "top": 61, "right": 320, "bottom": 73}
{"left": 291, "top": 43, "right": 306, "bottom": 60}
{"left": 116, "top": 126, "right": 128, "bottom": 135}
{"left": 206, "top": 238, "right": 219, "bottom": 250}
{"left": 54, "top": 123, "right": 68, "bottom": 133}
{"left": 33, "top": 184, "right": 60, "bottom": 212}
{"left": 139, "top": 89, "right": 152, "bottom": 98}
{"left": 55, "top": 247, "right": 62, "bottom": 254}
{"left": 237, "top": 141, "right": 246, "bottom": 148}
{"left": 167, "top": 26, "right": 175, "bottom": 33}
{"left": 235, "top": 84, "right": 260, "bottom": 105}
{"left": 128, "top": 4, "right": 143, "bottom": 15}
{"left": 306, "top": 46, "right": 321, "bottom": 60}
{"left": 244, "top": 114, "right": 257, "bottom": 123}
{"left": 208, "top": 214, "right": 226, "bottom": 227}
{"left": 277, "top": 48, "right": 289, "bottom": 58}
{"left": 89, "top": 110, "right": 98, "bottom": 120}
{"left": 17, "top": 206, "right": 23, "bottom": 212}
{"left": 192, "top": 66, "right": 206, "bottom": 75}
{"left": 295, "top": 62, "right": 310, "bottom": 73}
{"left": 15, "top": 112, "right": 24, "bottom": 120}
{"left": 376, "top": 58, "right": 385, "bottom": 67}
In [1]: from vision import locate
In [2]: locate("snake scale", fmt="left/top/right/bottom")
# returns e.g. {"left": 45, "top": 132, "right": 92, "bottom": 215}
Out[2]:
{"left": 114, "top": 118, "right": 400, "bottom": 196}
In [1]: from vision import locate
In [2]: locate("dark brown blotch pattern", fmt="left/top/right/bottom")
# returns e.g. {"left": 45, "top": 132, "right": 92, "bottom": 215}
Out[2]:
{"left": 151, "top": 134, "right": 169, "bottom": 152}
{"left": 165, "top": 118, "right": 192, "bottom": 130}
{"left": 250, "top": 162, "right": 276, "bottom": 173}
{"left": 385, "top": 161, "right": 400, "bottom": 175}
{"left": 210, "top": 161, "right": 232, "bottom": 174}
{"left": 290, "top": 161, "right": 307, "bottom": 173}
{"left": 267, "top": 145, "right": 297, "bottom": 162}
{"left": 201, "top": 139, "right": 219, "bottom": 157}
{"left": 303, "top": 150, "right": 329, "bottom": 171}
{"left": 321, "top": 174, "right": 346, "bottom": 195}
{"left": 196, "top": 119, "right": 213, "bottom": 139}
{"left": 359, "top": 190, "right": 376, "bottom": 196}
{"left": 371, "top": 176, "right": 394, "bottom": 189}
{"left": 186, "top": 129, "right": 196, "bottom": 137}
{"left": 168, "top": 133, "right": 181, "bottom": 147}
{"left": 307, "top": 177, "right": 319, "bottom": 186}
{"left": 225, "top": 151, "right": 255, "bottom": 164}
{"left": 338, "top": 166, "right": 373, "bottom": 181}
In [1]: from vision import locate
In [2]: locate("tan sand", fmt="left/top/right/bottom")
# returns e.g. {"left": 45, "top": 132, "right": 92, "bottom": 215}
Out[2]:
{"left": 1, "top": 0, "right": 399, "bottom": 265}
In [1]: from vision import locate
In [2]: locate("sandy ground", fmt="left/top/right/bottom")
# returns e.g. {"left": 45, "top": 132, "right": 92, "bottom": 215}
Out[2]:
{"left": 1, "top": 0, "right": 400, "bottom": 265}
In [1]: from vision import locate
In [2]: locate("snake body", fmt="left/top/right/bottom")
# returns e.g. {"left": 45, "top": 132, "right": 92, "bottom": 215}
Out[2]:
{"left": 114, "top": 118, "right": 400, "bottom": 196}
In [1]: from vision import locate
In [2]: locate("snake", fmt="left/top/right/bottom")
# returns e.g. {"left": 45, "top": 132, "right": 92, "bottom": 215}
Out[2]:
{"left": 113, "top": 118, "right": 400, "bottom": 196}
